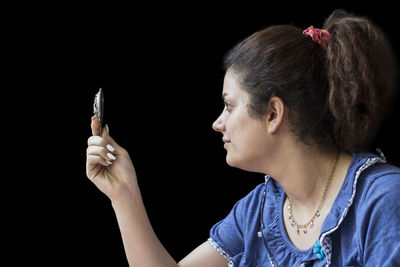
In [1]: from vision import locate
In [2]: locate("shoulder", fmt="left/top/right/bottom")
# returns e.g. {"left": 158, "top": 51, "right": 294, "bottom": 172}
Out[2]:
{"left": 238, "top": 177, "right": 283, "bottom": 214}
{"left": 359, "top": 162, "right": 400, "bottom": 202}
{"left": 352, "top": 161, "right": 400, "bottom": 226}
{"left": 232, "top": 182, "right": 267, "bottom": 213}
{"left": 352, "top": 162, "right": 400, "bottom": 264}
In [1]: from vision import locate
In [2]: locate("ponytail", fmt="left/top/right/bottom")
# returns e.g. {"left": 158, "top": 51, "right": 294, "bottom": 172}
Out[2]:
{"left": 323, "top": 9, "right": 397, "bottom": 149}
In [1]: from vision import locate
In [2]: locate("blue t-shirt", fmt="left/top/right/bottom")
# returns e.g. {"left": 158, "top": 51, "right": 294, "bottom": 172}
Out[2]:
{"left": 209, "top": 150, "right": 400, "bottom": 266}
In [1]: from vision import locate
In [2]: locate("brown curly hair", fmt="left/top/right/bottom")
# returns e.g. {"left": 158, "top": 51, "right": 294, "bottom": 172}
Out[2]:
{"left": 223, "top": 9, "right": 397, "bottom": 150}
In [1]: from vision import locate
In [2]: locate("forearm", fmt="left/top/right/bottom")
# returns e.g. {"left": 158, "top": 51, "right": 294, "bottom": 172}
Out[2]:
{"left": 112, "top": 185, "right": 178, "bottom": 267}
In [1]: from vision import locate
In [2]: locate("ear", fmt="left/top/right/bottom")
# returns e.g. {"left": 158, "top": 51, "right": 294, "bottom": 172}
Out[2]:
{"left": 266, "top": 96, "right": 285, "bottom": 134}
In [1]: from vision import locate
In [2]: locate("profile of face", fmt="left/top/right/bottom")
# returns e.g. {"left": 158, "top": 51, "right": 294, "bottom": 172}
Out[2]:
{"left": 212, "top": 69, "right": 283, "bottom": 172}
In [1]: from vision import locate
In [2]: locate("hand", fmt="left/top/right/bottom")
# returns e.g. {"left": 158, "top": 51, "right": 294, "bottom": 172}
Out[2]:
{"left": 86, "top": 116, "right": 138, "bottom": 201}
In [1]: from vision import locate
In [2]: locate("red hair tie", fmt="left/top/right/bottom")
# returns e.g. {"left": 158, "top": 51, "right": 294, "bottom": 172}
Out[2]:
{"left": 303, "top": 26, "right": 331, "bottom": 48}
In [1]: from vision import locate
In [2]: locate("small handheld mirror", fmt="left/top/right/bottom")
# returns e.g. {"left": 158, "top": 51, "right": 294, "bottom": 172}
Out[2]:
{"left": 93, "top": 88, "right": 104, "bottom": 136}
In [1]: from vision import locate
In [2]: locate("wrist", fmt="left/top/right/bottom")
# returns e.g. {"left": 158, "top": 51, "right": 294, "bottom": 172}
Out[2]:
{"left": 111, "top": 185, "right": 141, "bottom": 210}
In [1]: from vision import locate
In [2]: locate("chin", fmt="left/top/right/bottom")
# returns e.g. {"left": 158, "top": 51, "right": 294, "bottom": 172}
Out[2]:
{"left": 226, "top": 154, "right": 245, "bottom": 169}
{"left": 226, "top": 153, "right": 262, "bottom": 173}
{"left": 225, "top": 153, "right": 236, "bottom": 167}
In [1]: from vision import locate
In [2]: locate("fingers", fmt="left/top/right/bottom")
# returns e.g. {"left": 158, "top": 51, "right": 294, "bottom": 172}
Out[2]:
{"left": 87, "top": 154, "right": 111, "bottom": 169}
{"left": 88, "top": 135, "right": 110, "bottom": 148}
{"left": 87, "top": 128, "right": 117, "bottom": 166}
{"left": 87, "top": 145, "right": 117, "bottom": 164}
{"left": 100, "top": 124, "right": 121, "bottom": 150}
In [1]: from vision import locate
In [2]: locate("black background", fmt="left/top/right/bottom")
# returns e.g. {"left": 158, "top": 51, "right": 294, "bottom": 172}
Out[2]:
{"left": 8, "top": 2, "right": 400, "bottom": 266}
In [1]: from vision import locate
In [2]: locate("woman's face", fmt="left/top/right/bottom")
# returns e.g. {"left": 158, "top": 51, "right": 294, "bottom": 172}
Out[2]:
{"left": 212, "top": 70, "right": 273, "bottom": 172}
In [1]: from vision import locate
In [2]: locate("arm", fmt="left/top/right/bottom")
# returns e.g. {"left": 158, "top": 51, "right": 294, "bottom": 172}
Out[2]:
{"left": 86, "top": 117, "right": 227, "bottom": 266}
{"left": 111, "top": 188, "right": 178, "bottom": 267}
{"left": 178, "top": 241, "right": 230, "bottom": 267}
{"left": 112, "top": 183, "right": 228, "bottom": 267}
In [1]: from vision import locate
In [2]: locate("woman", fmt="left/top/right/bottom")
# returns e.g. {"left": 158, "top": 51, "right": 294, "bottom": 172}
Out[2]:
{"left": 86, "top": 10, "right": 400, "bottom": 266}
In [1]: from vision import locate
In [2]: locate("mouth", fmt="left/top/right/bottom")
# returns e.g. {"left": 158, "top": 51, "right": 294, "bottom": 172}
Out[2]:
{"left": 223, "top": 138, "right": 230, "bottom": 149}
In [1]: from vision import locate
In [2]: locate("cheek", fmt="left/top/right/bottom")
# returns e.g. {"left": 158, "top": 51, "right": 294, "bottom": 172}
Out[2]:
{"left": 226, "top": 115, "right": 251, "bottom": 138}
{"left": 230, "top": 120, "right": 267, "bottom": 151}
{"left": 225, "top": 119, "right": 241, "bottom": 142}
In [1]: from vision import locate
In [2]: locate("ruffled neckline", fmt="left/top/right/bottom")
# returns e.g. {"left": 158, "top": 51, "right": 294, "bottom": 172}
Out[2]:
{"left": 261, "top": 177, "right": 320, "bottom": 265}
{"left": 260, "top": 149, "right": 382, "bottom": 265}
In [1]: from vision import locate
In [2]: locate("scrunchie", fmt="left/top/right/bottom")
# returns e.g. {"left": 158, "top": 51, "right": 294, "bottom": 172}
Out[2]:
{"left": 303, "top": 26, "right": 331, "bottom": 48}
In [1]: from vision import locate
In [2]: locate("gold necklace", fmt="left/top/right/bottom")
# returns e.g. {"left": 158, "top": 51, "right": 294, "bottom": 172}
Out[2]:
{"left": 287, "top": 149, "right": 340, "bottom": 235}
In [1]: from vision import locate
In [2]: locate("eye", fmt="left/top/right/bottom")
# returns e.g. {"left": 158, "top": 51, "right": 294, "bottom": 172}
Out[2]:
{"left": 224, "top": 101, "right": 233, "bottom": 112}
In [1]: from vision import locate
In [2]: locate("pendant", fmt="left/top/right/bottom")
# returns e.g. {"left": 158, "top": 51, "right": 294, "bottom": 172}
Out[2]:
{"left": 303, "top": 229, "right": 308, "bottom": 234}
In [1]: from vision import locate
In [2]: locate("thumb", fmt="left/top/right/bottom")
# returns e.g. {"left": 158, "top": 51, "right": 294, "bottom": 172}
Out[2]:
{"left": 91, "top": 115, "right": 101, "bottom": 136}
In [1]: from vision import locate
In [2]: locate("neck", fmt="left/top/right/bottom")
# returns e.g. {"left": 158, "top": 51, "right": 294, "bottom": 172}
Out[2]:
{"left": 267, "top": 142, "right": 340, "bottom": 213}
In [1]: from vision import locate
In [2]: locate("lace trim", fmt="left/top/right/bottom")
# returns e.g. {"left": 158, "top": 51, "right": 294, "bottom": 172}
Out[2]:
{"left": 262, "top": 175, "right": 278, "bottom": 267}
{"left": 207, "top": 238, "right": 233, "bottom": 266}
{"left": 319, "top": 150, "right": 386, "bottom": 266}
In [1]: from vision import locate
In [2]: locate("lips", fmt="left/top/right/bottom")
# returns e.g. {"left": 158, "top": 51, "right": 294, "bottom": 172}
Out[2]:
{"left": 222, "top": 138, "right": 231, "bottom": 143}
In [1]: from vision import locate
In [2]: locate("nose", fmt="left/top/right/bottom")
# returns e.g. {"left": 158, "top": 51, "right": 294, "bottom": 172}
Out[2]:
{"left": 212, "top": 113, "right": 225, "bottom": 133}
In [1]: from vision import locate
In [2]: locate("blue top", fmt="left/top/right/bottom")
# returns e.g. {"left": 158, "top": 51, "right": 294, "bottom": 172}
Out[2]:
{"left": 209, "top": 150, "right": 400, "bottom": 266}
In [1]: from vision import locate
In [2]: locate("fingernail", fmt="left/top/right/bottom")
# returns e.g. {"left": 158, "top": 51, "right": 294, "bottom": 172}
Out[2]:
{"left": 107, "top": 152, "right": 116, "bottom": 160}
{"left": 106, "top": 160, "right": 112, "bottom": 165}
{"left": 107, "top": 144, "right": 115, "bottom": 152}
{"left": 106, "top": 124, "right": 109, "bottom": 134}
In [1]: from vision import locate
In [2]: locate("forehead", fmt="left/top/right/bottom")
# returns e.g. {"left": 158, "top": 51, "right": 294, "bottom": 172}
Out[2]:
{"left": 222, "top": 69, "right": 247, "bottom": 101}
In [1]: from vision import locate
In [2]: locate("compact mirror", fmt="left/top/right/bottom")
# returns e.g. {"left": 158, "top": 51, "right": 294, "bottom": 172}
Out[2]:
{"left": 93, "top": 88, "right": 104, "bottom": 136}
